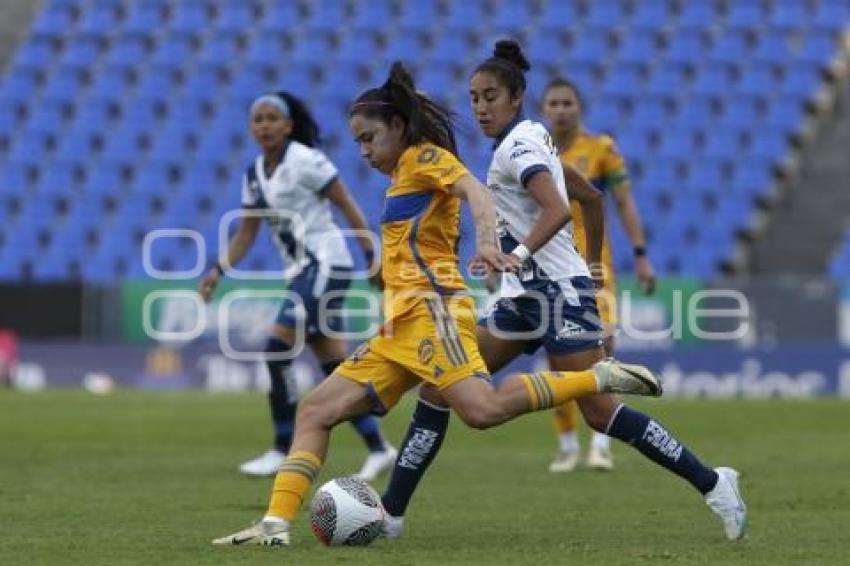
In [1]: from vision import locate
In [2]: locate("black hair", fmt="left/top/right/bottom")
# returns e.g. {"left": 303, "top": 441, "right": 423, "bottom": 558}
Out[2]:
{"left": 251, "top": 91, "right": 321, "bottom": 147}
{"left": 276, "top": 91, "right": 321, "bottom": 147}
{"left": 349, "top": 61, "right": 458, "bottom": 155}
{"left": 473, "top": 39, "right": 531, "bottom": 99}
{"left": 543, "top": 77, "right": 586, "bottom": 112}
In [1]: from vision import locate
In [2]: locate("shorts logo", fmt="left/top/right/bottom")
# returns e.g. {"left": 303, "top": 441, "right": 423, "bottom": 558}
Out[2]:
{"left": 556, "top": 320, "right": 586, "bottom": 340}
{"left": 418, "top": 338, "right": 435, "bottom": 365}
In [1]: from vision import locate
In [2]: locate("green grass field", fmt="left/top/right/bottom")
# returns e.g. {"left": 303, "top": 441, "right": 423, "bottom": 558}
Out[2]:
{"left": 1, "top": 391, "right": 848, "bottom": 565}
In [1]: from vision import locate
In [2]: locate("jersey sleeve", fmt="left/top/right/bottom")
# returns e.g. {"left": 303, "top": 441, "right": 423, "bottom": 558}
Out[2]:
{"left": 500, "top": 135, "right": 552, "bottom": 188}
{"left": 600, "top": 136, "right": 629, "bottom": 190}
{"left": 407, "top": 144, "right": 469, "bottom": 193}
{"left": 300, "top": 149, "right": 339, "bottom": 196}
{"left": 241, "top": 167, "right": 265, "bottom": 209}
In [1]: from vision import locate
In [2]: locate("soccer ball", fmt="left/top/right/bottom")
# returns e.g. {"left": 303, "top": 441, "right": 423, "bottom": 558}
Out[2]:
{"left": 309, "top": 476, "right": 385, "bottom": 546}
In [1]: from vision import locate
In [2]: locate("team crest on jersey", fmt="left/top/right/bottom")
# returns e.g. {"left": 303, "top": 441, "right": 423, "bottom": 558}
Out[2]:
{"left": 417, "top": 146, "right": 439, "bottom": 164}
{"left": 418, "top": 338, "right": 435, "bottom": 365}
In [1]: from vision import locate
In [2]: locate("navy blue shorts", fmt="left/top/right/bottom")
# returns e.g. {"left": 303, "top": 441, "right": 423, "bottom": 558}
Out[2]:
{"left": 479, "top": 276, "right": 604, "bottom": 356}
{"left": 276, "top": 264, "right": 351, "bottom": 337}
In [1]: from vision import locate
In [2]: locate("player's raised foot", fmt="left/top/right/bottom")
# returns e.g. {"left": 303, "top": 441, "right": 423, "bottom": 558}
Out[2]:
{"left": 381, "top": 513, "right": 405, "bottom": 539}
{"left": 548, "top": 450, "right": 580, "bottom": 473}
{"left": 239, "top": 449, "right": 286, "bottom": 477}
{"left": 356, "top": 444, "right": 398, "bottom": 481}
{"left": 704, "top": 467, "right": 747, "bottom": 540}
{"left": 593, "top": 358, "right": 662, "bottom": 397}
{"left": 586, "top": 446, "right": 614, "bottom": 471}
{"left": 212, "top": 517, "right": 290, "bottom": 546}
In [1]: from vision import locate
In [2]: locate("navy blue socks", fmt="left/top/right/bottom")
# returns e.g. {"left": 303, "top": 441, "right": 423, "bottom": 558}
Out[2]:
{"left": 381, "top": 398, "right": 451, "bottom": 517}
{"left": 607, "top": 404, "right": 719, "bottom": 495}
{"left": 266, "top": 337, "right": 295, "bottom": 452}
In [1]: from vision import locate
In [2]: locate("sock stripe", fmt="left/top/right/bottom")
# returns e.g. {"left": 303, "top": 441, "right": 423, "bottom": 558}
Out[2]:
{"left": 524, "top": 373, "right": 545, "bottom": 410}
{"left": 280, "top": 458, "right": 320, "bottom": 482}
{"left": 533, "top": 373, "right": 555, "bottom": 409}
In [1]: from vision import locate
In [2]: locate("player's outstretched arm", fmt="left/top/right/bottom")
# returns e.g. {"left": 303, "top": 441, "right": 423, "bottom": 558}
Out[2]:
{"left": 198, "top": 216, "right": 261, "bottom": 302}
{"left": 324, "top": 178, "right": 382, "bottom": 289}
{"left": 450, "top": 174, "right": 521, "bottom": 273}
{"left": 611, "top": 182, "right": 656, "bottom": 295}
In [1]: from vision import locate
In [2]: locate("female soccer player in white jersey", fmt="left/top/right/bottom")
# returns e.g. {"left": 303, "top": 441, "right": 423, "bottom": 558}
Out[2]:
{"left": 198, "top": 91, "right": 396, "bottom": 480}
{"left": 379, "top": 41, "right": 747, "bottom": 542}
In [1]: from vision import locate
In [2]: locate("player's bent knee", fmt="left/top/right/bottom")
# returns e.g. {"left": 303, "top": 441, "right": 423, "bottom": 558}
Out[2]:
{"left": 295, "top": 393, "right": 339, "bottom": 430}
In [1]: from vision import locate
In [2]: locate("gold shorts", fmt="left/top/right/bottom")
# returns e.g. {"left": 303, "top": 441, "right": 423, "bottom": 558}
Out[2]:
{"left": 335, "top": 295, "right": 489, "bottom": 414}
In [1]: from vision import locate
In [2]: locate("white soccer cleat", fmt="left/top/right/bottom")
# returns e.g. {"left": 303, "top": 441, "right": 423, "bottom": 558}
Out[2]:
{"left": 548, "top": 450, "right": 580, "bottom": 473}
{"left": 586, "top": 447, "right": 614, "bottom": 471}
{"left": 212, "top": 517, "right": 290, "bottom": 546}
{"left": 380, "top": 513, "right": 405, "bottom": 539}
{"left": 593, "top": 358, "right": 663, "bottom": 397}
{"left": 356, "top": 445, "right": 398, "bottom": 482}
{"left": 239, "top": 449, "right": 286, "bottom": 477}
{"left": 704, "top": 467, "right": 748, "bottom": 540}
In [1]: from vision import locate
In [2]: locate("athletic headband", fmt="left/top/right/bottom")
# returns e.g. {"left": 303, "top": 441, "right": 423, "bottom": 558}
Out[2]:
{"left": 250, "top": 94, "right": 290, "bottom": 117}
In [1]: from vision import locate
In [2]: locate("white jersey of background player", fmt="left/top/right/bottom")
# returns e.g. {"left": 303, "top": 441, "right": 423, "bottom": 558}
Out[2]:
{"left": 242, "top": 138, "right": 352, "bottom": 278}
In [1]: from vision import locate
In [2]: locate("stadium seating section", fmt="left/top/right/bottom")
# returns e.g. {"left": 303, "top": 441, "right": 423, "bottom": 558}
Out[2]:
{"left": 0, "top": 0, "right": 848, "bottom": 282}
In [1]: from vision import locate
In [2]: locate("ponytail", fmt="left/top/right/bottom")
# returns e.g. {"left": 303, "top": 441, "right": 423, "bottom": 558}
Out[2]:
{"left": 350, "top": 61, "right": 458, "bottom": 155}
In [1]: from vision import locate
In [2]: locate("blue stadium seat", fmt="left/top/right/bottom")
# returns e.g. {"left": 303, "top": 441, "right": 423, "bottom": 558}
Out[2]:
{"left": 258, "top": 1, "right": 298, "bottom": 32}
{"left": 26, "top": 103, "right": 68, "bottom": 133}
{"left": 615, "top": 32, "right": 658, "bottom": 65}
{"left": 812, "top": 1, "right": 850, "bottom": 32}
{"left": 526, "top": 34, "right": 565, "bottom": 65}
{"left": 707, "top": 31, "right": 752, "bottom": 65}
{"left": 568, "top": 34, "right": 611, "bottom": 66}
{"left": 40, "top": 67, "right": 86, "bottom": 102}
{"left": 767, "top": 1, "right": 808, "bottom": 32}
{"left": 11, "top": 38, "right": 57, "bottom": 70}
{"left": 304, "top": 1, "right": 347, "bottom": 32}
{"left": 30, "top": 3, "right": 76, "bottom": 37}
{"left": 676, "top": 1, "right": 718, "bottom": 30}
{"left": 34, "top": 159, "right": 79, "bottom": 197}
{"left": 149, "top": 35, "right": 196, "bottom": 68}
{"left": 212, "top": 3, "right": 258, "bottom": 35}
{"left": 121, "top": 2, "right": 166, "bottom": 37}
{"left": 89, "top": 65, "right": 133, "bottom": 95}
{"left": 703, "top": 129, "right": 743, "bottom": 161}
{"left": 167, "top": 2, "right": 210, "bottom": 35}
{"left": 601, "top": 64, "right": 642, "bottom": 97}
{"left": 79, "top": 159, "right": 125, "bottom": 197}
{"left": 103, "top": 36, "right": 150, "bottom": 68}
{"left": 75, "top": 3, "right": 121, "bottom": 36}
{"left": 663, "top": 31, "right": 707, "bottom": 66}
{"left": 196, "top": 34, "right": 242, "bottom": 67}
{"left": 797, "top": 33, "right": 838, "bottom": 66}
{"left": 244, "top": 34, "right": 285, "bottom": 66}
{"left": 644, "top": 64, "right": 688, "bottom": 98}
{"left": 752, "top": 30, "right": 795, "bottom": 66}
{"left": 725, "top": 2, "right": 765, "bottom": 31}
{"left": 734, "top": 65, "right": 776, "bottom": 97}
{"left": 336, "top": 34, "right": 377, "bottom": 65}
{"left": 430, "top": 34, "right": 470, "bottom": 65}
{"left": 630, "top": 0, "right": 671, "bottom": 31}
{"left": 0, "top": 162, "right": 32, "bottom": 193}
{"left": 764, "top": 96, "right": 806, "bottom": 136}
{"left": 383, "top": 32, "right": 424, "bottom": 61}
{"left": 444, "top": 1, "right": 488, "bottom": 29}
{"left": 350, "top": 0, "right": 394, "bottom": 32}
{"left": 780, "top": 62, "right": 823, "bottom": 100}
{"left": 289, "top": 34, "right": 331, "bottom": 64}
{"left": 397, "top": 0, "right": 440, "bottom": 32}
{"left": 491, "top": 2, "right": 535, "bottom": 30}
{"left": 57, "top": 36, "right": 102, "bottom": 68}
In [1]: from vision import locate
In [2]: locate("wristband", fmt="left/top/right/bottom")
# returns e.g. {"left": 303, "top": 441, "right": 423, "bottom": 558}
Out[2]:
{"left": 633, "top": 246, "right": 647, "bottom": 257}
{"left": 510, "top": 244, "right": 531, "bottom": 261}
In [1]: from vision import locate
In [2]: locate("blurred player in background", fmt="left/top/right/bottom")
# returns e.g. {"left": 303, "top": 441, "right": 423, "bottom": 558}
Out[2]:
{"left": 379, "top": 40, "right": 746, "bottom": 543}
{"left": 212, "top": 61, "right": 662, "bottom": 548}
{"left": 198, "top": 91, "right": 396, "bottom": 480}
{"left": 542, "top": 78, "right": 658, "bottom": 472}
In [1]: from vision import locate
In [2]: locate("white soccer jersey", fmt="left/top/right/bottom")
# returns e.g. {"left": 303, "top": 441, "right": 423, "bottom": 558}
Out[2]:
{"left": 486, "top": 118, "right": 590, "bottom": 299}
{"left": 241, "top": 140, "right": 353, "bottom": 275}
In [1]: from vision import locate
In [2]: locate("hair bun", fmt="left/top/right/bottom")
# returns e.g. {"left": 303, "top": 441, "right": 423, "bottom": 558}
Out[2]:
{"left": 493, "top": 39, "right": 530, "bottom": 72}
